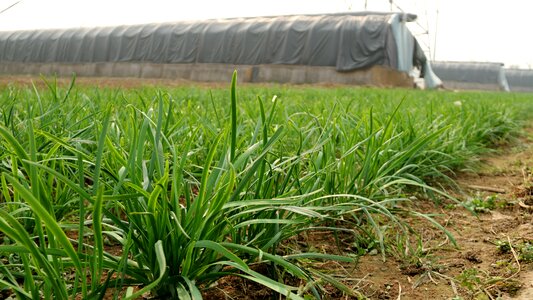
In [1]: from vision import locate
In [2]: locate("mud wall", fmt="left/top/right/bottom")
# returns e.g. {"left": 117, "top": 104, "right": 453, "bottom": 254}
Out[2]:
{"left": 0, "top": 62, "right": 414, "bottom": 87}
{"left": 440, "top": 80, "right": 506, "bottom": 92}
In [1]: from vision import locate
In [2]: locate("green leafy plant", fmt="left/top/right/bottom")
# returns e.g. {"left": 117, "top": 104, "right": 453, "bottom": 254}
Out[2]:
{"left": 519, "top": 243, "right": 533, "bottom": 262}
{"left": 464, "top": 194, "right": 499, "bottom": 213}
{"left": 0, "top": 73, "right": 532, "bottom": 299}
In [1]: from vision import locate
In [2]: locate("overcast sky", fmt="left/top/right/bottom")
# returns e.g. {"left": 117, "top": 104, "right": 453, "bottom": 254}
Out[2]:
{"left": 0, "top": 0, "right": 531, "bottom": 68}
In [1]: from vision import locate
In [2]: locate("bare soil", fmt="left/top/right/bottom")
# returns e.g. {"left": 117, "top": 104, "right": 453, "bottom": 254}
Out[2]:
{"left": 338, "top": 127, "right": 533, "bottom": 299}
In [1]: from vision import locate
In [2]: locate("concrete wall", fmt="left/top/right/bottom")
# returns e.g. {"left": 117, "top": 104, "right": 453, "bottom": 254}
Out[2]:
{"left": 507, "top": 86, "right": 533, "bottom": 93}
{"left": 440, "top": 81, "right": 505, "bottom": 92}
{"left": 0, "top": 62, "right": 414, "bottom": 87}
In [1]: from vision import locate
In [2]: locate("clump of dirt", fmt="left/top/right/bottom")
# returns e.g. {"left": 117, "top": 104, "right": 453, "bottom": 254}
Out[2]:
{"left": 463, "top": 251, "right": 483, "bottom": 264}
{"left": 203, "top": 274, "right": 274, "bottom": 300}
{"left": 514, "top": 180, "right": 533, "bottom": 208}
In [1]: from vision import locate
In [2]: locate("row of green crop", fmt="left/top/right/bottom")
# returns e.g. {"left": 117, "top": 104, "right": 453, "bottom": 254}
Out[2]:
{"left": 0, "top": 74, "right": 531, "bottom": 299}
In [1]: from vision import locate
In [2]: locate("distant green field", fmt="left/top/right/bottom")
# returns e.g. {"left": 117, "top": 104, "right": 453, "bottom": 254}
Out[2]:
{"left": 0, "top": 75, "right": 532, "bottom": 299}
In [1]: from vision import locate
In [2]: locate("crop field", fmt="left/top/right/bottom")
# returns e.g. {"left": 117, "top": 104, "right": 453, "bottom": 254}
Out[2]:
{"left": 0, "top": 74, "right": 532, "bottom": 299}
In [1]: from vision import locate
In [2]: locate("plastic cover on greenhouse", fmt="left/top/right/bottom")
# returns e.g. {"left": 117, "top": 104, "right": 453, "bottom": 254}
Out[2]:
{"left": 0, "top": 12, "right": 440, "bottom": 87}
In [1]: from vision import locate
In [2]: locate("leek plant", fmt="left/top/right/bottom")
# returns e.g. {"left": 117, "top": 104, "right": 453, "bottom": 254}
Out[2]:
{"left": 0, "top": 74, "right": 531, "bottom": 299}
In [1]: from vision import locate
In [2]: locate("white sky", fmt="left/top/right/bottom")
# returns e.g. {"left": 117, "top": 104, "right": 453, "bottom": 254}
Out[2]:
{"left": 0, "top": 0, "right": 531, "bottom": 68}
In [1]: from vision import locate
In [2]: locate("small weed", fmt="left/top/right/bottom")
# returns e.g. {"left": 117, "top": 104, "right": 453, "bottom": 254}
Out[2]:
{"left": 464, "top": 194, "right": 500, "bottom": 213}
{"left": 456, "top": 268, "right": 521, "bottom": 298}
{"left": 497, "top": 280, "right": 522, "bottom": 296}
{"left": 389, "top": 235, "right": 427, "bottom": 271}
{"left": 444, "top": 203, "right": 456, "bottom": 210}
{"left": 495, "top": 240, "right": 512, "bottom": 254}
{"left": 387, "top": 234, "right": 448, "bottom": 290}
{"left": 490, "top": 259, "right": 518, "bottom": 276}
{"left": 519, "top": 242, "right": 533, "bottom": 262}
{"left": 493, "top": 239, "right": 533, "bottom": 262}
{"left": 351, "top": 235, "right": 380, "bottom": 256}
{"left": 456, "top": 268, "right": 483, "bottom": 292}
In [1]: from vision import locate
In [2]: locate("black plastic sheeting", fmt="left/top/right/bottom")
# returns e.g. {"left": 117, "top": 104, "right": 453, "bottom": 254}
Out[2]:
{"left": 0, "top": 13, "right": 408, "bottom": 72}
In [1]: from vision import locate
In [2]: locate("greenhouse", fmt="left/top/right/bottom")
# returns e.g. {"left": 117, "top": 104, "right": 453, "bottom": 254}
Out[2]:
{"left": 505, "top": 68, "right": 533, "bottom": 92}
{"left": 431, "top": 61, "right": 509, "bottom": 92}
{"left": 0, "top": 12, "right": 441, "bottom": 88}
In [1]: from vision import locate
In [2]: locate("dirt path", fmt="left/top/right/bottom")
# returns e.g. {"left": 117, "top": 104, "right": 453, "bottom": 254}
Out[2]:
{"left": 348, "top": 127, "right": 533, "bottom": 299}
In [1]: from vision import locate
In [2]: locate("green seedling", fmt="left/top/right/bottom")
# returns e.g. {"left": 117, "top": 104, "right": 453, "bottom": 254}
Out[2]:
{"left": 464, "top": 194, "right": 499, "bottom": 213}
